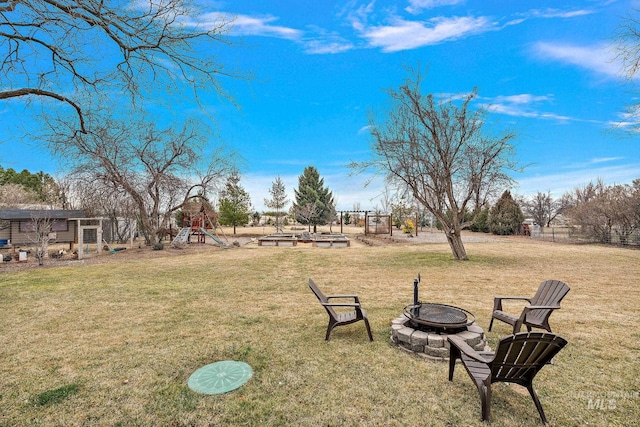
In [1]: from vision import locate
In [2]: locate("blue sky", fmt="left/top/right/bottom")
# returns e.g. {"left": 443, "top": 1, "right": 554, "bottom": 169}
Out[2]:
{"left": 2, "top": 0, "right": 640, "bottom": 212}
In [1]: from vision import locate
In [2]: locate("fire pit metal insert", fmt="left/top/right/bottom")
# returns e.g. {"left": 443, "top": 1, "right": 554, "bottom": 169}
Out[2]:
{"left": 391, "top": 273, "right": 488, "bottom": 361}
{"left": 403, "top": 302, "right": 475, "bottom": 332}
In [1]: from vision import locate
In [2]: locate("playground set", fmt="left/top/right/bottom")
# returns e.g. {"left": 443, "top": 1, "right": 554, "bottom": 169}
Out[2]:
{"left": 170, "top": 203, "right": 228, "bottom": 248}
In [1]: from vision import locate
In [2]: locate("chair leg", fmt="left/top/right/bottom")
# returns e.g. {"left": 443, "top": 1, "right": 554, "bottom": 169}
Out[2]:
{"left": 476, "top": 384, "right": 491, "bottom": 423}
{"left": 325, "top": 319, "right": 336, "bottom": 341}
{"left": 480, "top": 383, "right": 491, "bottom": 423}
{"left": 363, "top": 318, "right": 374, "bottom": 341}
{"left": 527, "top": 384, "right": 548, "bottom": 425}
{"left": 448, "top": 346, "right": 460, "bottom": 381}
{"left": 488, "top": 316, "right": 494, "bottom": 332}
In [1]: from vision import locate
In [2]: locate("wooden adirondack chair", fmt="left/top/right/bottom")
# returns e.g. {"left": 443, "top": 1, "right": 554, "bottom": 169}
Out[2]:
{"left": 308, "top": 279, "right": 373, "bottom": 341}
{"left": 489, "top": 280, "right": 570, "bottom": 334}
{"left": 448, "top": 332, "right": 568, "bottom": 424}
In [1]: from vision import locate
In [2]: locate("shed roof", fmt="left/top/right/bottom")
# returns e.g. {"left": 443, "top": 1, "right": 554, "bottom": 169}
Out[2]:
{"left": 0, "top": 209, "right": 86, "bottom": 220}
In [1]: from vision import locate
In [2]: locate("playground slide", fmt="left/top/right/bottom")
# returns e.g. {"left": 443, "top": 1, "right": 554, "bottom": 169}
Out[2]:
{"left": 199, "top": 227, "right": 228, "bottom": 247}
{"left": 171, "top": 227, "right": 191, "bottom": 245}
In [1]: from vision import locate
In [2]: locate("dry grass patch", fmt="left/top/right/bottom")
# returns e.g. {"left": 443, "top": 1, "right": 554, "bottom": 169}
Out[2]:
{"left": 1, "top": 238, "right": 638, "bottom": 426}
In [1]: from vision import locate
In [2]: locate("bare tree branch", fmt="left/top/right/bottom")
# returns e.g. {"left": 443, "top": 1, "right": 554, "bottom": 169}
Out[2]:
{"left": 1, "top": 0, "right": 242, "bottom": 134}
{"left": 0, "top": 88, "right": 86, "bottom": 133}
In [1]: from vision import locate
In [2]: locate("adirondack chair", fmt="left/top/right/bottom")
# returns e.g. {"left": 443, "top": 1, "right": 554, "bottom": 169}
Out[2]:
{"left": 448, "top": 332, "right": 568, "bottom": 424}
{"left": 489, "top": 280, "right": 570, "bottom": 334}
{"left": 308, "top": 279, "right": 374, "bottom": 341}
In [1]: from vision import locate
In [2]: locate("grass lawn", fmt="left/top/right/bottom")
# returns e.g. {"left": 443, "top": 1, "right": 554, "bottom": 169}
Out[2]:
{"left": 1, "top": 235, "right": 638, "bottom": 426}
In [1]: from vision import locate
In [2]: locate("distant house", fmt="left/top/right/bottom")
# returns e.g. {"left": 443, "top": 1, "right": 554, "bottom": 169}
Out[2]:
{"left": 0, "top": 209, "right": 87, "bottom": 248}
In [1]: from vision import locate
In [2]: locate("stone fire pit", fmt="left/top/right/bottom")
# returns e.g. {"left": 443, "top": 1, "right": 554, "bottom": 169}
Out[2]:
{"left": 390, "top": 315, "right": 489, "bottom": 361}
{"left": 391, "top": 274, "right": 491, "bottom": 361}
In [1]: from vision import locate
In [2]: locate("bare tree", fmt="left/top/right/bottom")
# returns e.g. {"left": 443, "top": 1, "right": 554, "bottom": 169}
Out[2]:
{"left": 294, "top": 202, "right": 321, "bottom": 233}
{"left": 564, "top": 180, "right": 612, "bottom": 243}
{"left": 352, "top": 202, "right": 361, "bottom": 226}
{"left": 27, "top": 213, "right": 53, "bottom": 265}
{"left": 61, "top": 175, "right": 139, "bottom": 243}
{"left": 565, "top": 179, "right": 640, "bottom": 245}
{"left": 524, "top": 191, "right": 568, "bottom": 227}
{"left": 49, "top": 117, "right": 236, "bottom": 245}
{"left": 0, "top": 0, "right": 241, "bottom": 135}
{"left": 0, "top": 184, "right": 40, "bottom": 207}
{"left": 354, "top": 68, "right": 517, "bottom": 260}
{"left": 612, "top": 10, "right": 640, "bottom": 134}
{"left": 264, "top": 176, "right": 289, "bottom": 232}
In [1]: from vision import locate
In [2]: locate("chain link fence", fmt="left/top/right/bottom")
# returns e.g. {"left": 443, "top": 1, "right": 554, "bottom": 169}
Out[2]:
{"left": 530, "top": 226, "right": 640, "bottom": 247}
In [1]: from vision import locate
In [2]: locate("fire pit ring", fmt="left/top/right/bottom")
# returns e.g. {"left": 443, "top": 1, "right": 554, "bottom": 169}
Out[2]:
{"left": 403, "top": 302, "right": 476, "bottom": 332}
{"left": 391, "top": 274, "right": 488, "bottom": 361}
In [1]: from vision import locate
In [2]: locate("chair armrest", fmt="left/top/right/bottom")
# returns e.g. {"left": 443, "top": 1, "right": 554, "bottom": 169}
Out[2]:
{"left": 523, "top": 305, "right": 561, "bottom": 311}
{"left": 327, "top": 295, "right": 360, "bottom": 303}
{"left": 493, "top": 296, "right": 532, "bottom": 311}
{"left": 327, "top": 294, "right": 358, "bottom": 299}
{"left": 512, "top": 305, "right": 561, "bottom": 333}
{"left": 448, "top": 336, "right": 492, "bottom": 364}
{"left": 321, "top": 302, "right": 361, "bottom": 308}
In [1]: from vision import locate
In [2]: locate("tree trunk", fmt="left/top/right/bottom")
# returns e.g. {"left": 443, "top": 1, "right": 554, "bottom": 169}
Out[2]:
{"left": 138, "top": 213, "right": 157, "bottom": 246}
{"left": 445, "top": 230, "right": 468, "bottom": 260}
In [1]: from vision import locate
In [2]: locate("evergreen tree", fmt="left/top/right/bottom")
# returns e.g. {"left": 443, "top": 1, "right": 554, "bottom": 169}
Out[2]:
{"left": 489, "top": 191, "right": 524, "bottom": 235}
{"left": 470, "top": 206, "right": 490, "bottom": 233}
{"left": 218, "top": 172, "right": 252, "bottom": 235}
{"left": 0, "top": 166, "right": 59, "bottom": 202}
{"left": 293, "top": 166, "right": 335, "bottom": 232}
{"left": 343, "top": 212, "right": 351, "bottom": 225}
{"left": 264, "top": 176, "right": 289, "bottom": 232}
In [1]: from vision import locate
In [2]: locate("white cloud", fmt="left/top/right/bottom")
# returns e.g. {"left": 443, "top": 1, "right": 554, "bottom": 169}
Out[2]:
{"left": 302, "top": 28, "right": 354, "bottom": 54}
{"left": 480, "top": 94, "right": 577, "bottom": 123}
{"left": 492, "top": 94, "right": 553, "bottom": 105}
{"left": 405, "top": 0, "right": 465, "bottom": 14}
{"left": 591, "top": 157, "right": 624, "bottom": 164}
{"left": 357, "top": 125, "right": 372, "bottom": 135}
{"left": 515, "top": 163, "right": 640, "bottom": 198}
{"left": 527, "top": 8, "right": 595, "bottom": 19}
{"left": 480, "top": 93, "right": 610, "bottom": 124}
{"left": 197, "top": 13, "right": 355, "bottom": 55}
{"left": 532, "top": 42, "right": 622, "bottom": 78}
{"left": 358, "top": 15, "right": 495, "bottom": 52}
{"left": 223, "top": 14, "right": 302, "bottom": 39}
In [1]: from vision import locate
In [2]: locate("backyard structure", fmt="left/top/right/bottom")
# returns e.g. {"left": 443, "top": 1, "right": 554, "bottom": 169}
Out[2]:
{"left": 0, "top": 209, "right": 106, "bottom": 260}
{"left": 338, "top": 210, "right": 392, "bottom": 236}
{"left": 258, "top": 232, "right": 350, "bottom": 247}
{"left": 172, "top": 203, "right": 227, "bottom": 247}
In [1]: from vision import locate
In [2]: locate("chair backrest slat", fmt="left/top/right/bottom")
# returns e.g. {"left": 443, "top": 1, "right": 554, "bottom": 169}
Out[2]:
{"left": 531, "top": 280, "right": 570, "bottom": 306}
{"left": 527, "top": 280, "right": 570, "bottom": 325}
{"left": 492, "top": 332, "right": 567, "bottom": 383}
{"left": 308, "top": 279, "right": 337, "bottom": 318}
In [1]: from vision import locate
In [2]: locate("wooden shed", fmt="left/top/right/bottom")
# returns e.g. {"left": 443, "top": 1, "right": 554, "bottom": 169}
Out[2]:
{"left": 0, "top": 209, "right": 86, "bottom": 249}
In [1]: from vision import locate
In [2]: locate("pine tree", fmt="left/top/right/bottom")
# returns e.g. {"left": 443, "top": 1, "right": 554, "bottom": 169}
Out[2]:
{"left": 264, "top": 176, "right": 289, "bottom": 232}
{"left": 293, "top": 166, "right": 335, "bottom": 232}
{"left": 218, "top": 172, "right": 252, "bottom": 235}
{"left": 489, "top": 191, "right": 524, "bottom": 235}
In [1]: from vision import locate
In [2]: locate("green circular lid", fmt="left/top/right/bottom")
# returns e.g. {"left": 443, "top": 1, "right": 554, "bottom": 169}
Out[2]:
{"left": 188, "top": 361, "right": 253, "bottom": 394}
